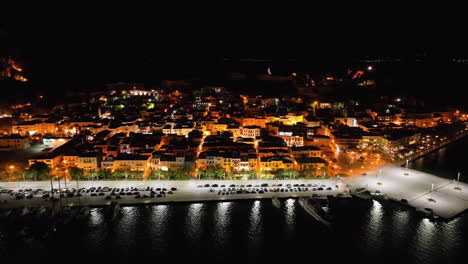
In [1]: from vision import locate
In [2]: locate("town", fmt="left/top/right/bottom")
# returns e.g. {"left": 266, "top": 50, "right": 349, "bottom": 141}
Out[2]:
{"left": 1, "top": 73, "right": 467, "bottom": 184}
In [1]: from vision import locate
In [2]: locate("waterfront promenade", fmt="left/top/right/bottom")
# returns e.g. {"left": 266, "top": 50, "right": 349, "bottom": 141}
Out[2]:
{"left": 348, "top": 165, "right": 468, "bottom": 219}
{"left": 0, "top": 179, "right": 346, "bottom": 209}
{"left": 3, "top": 166, "right": 468, "bottom": 220}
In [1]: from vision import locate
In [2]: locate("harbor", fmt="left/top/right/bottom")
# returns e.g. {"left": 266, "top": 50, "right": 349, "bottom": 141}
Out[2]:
{"left": 3, "top": 165, "right": 468, "bottom": 221}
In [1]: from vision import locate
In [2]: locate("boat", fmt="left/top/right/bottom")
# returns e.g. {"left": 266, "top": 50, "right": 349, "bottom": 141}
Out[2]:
{"left": 106, "top": 201, "right": 120, "bottom": 221}
{"left": 272, "top": 197, "right": 281, "bottom": 208}
{"left": 19, "top": 207, "right": 30, "bottom": 217}
{"left": 0, "top": 209, "right": 12, "bottom": 220}
{"left": 77, "top": 206, "right": 91, "bottom": 220}
{"left": 298, "top": 197, "right": 332, "bottom": 227}
{"left": 417, "top": 207, "right": 439, "bottom": 220}
{"left": 35, "top": 206, "right": 47, "bottom": 218}
{"left": 352, "top": 190, "right": 372, "bottom": 200}
{"left": 58, "top": 207, "right": 75, "bottom": 225}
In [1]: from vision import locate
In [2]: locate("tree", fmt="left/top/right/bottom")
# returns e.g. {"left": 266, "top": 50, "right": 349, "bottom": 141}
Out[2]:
{"left": 247, "top": 169, "right": 258, "bottom": 179}
{"left": 303, "top": 168, "right": 317, "bottom": 179}
{"left": 205, "top": 167, "right": 216, "bottom": 179}
{"left": 320, "top": 166, "right": 327, "bottom": 178}
{"left": 284, "top": 169, "right": 299, "bottom": 179}
{"left": 173, "top": 167, "right": 190, "bottom": 180}
{"left": 214, "top": 166, "right": 226, "bottom": 179}
{"left": 112, "top": 169, "right": 124, "bottom": 179}
{"left": 27, "top": 162, "right": 51, "bottom": 181}
{"left": 131, "top": 170, "right": 143, "bottom": 179}
{"left": 228, "top": 169, "right": 237, "bottom": 179}
{"left": 95, "top": 169, "right": 111, "bottom": 179}
{"left": 24, "top": 169, "right": 38, "bottom": 181}
{"left": 164, "top": 169, "right": 176, "bottom": 180}
{"left": 68, "top": 167, "right": 84, "bottom": 180}
{"left": 151, "top": 169, "right": 164, "bottom": 180}
{"left": 273, "top": 169, "right": 285, "bottom": 179}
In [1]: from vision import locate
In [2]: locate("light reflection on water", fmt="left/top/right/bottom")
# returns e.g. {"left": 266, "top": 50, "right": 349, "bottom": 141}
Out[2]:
{"left": 89, "top": 208, "right": 103, "bottom": 227}
{"left": 86, "top": 208, "right": 106, "bottom": 251}
{"left": 249, "top": 200, "right": 261, "bottom": 236}
{"left": 437, "top": 217, "right": 463, "bottom": 257}
{"left": 149, "top": 204, "right": 169, "bottom": 253}
{"left": 213, "top": 202, "right": 232, "bottom": 249}
{"left": 1, "top": 197, "right": 468, "bottom": 263}
{"left": 391, "top": 209, "right": 411, "bottom": 245}
{"left": 362, "top": 199, "right": 384, "bottom": 254}
{"left": 412, "top": 218, "right": 437, "bottom": 263}
{"left": 185, "top": 203, "right": 204, "bottom": 243}
{"left": 284, "top": 198, "right": 295, "bottom": 226}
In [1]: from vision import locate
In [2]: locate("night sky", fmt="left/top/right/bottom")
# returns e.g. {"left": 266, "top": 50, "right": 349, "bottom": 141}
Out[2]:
{"left": 1, "top": 1, "right": 468, "bottom": 106}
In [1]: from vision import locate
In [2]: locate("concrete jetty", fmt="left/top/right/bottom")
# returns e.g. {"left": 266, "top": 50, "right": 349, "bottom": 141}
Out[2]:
{"left": 348, "top": 165, "right": 468, "bottom": 220}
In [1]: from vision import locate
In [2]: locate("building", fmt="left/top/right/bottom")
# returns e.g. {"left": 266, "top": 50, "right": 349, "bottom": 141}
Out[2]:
{"left": 291, "top": 146, "right": 322, "bottom": 158}
{"left": 78, "top": 152, "right": 101, "bottom": 170}
{"left": 303, "top": 117, "right": 322, "bottom": 128}
{"left": 62, "top": 149, "right": 79, "bottom": 167}
{"left": 381, "top": 131, "right": 421, "bottom": 156}
{"left": 162, "top": 123, "right": 194, "bottom": 136}
{"left": 242, "top": 117, "right": 267, "bottom": 128}
{"left": 296, "top": 157, "right": 327, "bottom": 171}
{"left": 152, "top": 154, "right": 185, "bottom": 170}
{"left": 29, "top": 152, "right": 63, "bottom": 168}
{"left": 334, "top": 117, "right": 358, "bottom": 127}
{"left": 0, "top": 135, "right": 30, "bottom": 150}
{"left": 260, "top": 155, "right": 294, "bottom": 173}
{"left": 114, "top": 154, "right": 151, "bottom": 171}
{"left": 12, "top": 120, "right": 57, "bottom": 136}
{"left": 310, "top": 135, "right": 334, "bottom": 150}
{"left": 279, "top": 135, "right": 304, "bottom": 147}
{"left": 241, "top": 125, "right": 261, "bottom": 138}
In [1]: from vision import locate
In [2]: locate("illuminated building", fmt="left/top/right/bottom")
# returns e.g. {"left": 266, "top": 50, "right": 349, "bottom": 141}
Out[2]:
{"left": 0, "top": 135, "right": 30, "bottom": 150}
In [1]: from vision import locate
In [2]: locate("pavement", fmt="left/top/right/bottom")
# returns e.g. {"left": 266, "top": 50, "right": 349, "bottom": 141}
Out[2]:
{"left": 0, "top": 179, "right": 346, "bottom": 209}
{"left": 4, "top": 166, "right": 467, "bottom": 220}
{"left": 346, "top": 165, "right": 468, "bottom": 219}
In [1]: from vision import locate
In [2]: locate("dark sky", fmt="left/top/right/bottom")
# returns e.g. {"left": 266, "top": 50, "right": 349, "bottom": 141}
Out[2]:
{"left": 1, "top": 1, "right": 468, "bottom": 94}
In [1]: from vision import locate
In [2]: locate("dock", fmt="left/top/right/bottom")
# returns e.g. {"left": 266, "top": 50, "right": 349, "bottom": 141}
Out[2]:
{"left": 347, "top": 165, "right": 468, "bottom": 220}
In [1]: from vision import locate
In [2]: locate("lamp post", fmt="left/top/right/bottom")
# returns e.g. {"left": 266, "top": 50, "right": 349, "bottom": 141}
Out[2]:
{"left": 8, "top": 165, "right": 14, "bottom": 181}
{"left": 430, "top": 183, "right": 434, "bottom": 200}
{"left": 50, "top": 174, "right": 54, "bottom": 199}
{"left": 64, "top": 169, "right": 68, "bottom": 189}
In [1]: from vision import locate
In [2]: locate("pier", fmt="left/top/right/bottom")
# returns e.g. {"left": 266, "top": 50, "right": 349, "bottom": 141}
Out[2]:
{"left": 348, "top": 165, "right": 468, "bottom": 220}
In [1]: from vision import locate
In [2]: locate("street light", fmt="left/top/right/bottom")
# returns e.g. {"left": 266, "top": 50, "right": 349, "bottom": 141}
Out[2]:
{"left": 8, "top": 165, "right": 15, "bottom": 181}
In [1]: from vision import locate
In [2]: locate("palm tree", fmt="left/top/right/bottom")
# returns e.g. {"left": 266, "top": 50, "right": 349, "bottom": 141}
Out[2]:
{"left": 247, "top": 169, "right": 257, "bottom": 180}
{"left": 151, "top": 169, "right": 164, "bottom": 180}
{"left": 214, "top": 166, "right": 226, "bottom": 180}
{"left": 320, "top": 166, "right": 327, "bottom": 178}
{"left": 205, "top": 167, "right": 216, "bottom": 179}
